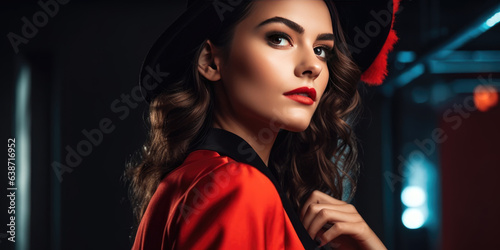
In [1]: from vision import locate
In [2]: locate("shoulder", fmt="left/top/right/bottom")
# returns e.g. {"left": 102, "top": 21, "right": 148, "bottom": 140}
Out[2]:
{"left": 173, "top": 161, "right": 286, "bottom": 239}
{"left": 189, "top": 160, "right": 280, "bottom": 205}
{"left": 173, "top": 150, "right": 279, "bottom": 201}
{"left": 174, "top": 157, "right": 283, "bottom": 224}
{"left": 164, "top": 150, "right": 285, "bottom": 225}
{"left": 165, "top": 153, "right": 291, "bottom": 249}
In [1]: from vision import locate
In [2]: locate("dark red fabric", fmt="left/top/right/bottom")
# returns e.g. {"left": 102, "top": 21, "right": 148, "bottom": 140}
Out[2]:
{"left": 132, "top": 150, "right": 305, "bottom": 250}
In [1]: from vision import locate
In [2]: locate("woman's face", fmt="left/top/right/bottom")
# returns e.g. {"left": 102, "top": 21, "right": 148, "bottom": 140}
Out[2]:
{"left": 216, "top": 0, "right": 333, "bottom": 132}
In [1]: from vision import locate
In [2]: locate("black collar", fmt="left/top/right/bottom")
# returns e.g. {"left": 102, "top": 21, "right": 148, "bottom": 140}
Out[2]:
{"left": 191, "top": 128, "right": 321, "bottom": 250}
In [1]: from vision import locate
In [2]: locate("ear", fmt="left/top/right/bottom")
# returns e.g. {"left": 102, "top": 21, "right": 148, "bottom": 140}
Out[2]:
{"left": 197, "top": 40, "right": 222, "bottom": 82}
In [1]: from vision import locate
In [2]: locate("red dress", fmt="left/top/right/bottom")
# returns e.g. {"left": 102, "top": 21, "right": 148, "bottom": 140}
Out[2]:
{"left": 132, "top": 129, "right": 321, "bottom": 250}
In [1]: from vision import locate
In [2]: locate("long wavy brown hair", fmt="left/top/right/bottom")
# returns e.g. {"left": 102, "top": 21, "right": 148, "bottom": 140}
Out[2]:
{"left": 125, "top": 0, "right": 361, "bottom": 234}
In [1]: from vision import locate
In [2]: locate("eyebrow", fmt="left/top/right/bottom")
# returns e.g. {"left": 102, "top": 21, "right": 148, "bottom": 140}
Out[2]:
{"left": 316, "top": 33, "right": 335, "bottom": 41}
{"left": 257, "top": 16, "right": 304, "bottom": 33}
{"left": 256, "top": 16, "right": 335, "bottom": 42}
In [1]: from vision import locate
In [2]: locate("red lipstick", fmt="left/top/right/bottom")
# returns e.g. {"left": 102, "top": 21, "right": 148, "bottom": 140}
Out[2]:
{"left": 283, "top": 87, "right": 317, "bottom": 105}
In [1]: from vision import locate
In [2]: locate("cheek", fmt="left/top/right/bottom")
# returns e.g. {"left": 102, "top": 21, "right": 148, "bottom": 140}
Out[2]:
{"left": 227, "top": 44, "right": 291, "bottom": 92}
{"left": 317, "top": 69, "right": 330, "bottom": 100}
{"left": 223, "top": 44, "right": 290, "bottom": 108}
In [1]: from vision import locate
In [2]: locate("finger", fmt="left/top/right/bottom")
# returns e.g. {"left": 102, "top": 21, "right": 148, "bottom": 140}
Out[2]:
{"left": 301, "top": 203, "right": 358, "bottom": 228}
{"left": 317, "top": 221, "right": 367, "bottom": 247}
{"left": 326, "top": 235, "right": 359, "bottom": 250}
{"left": 300, "top": 190, "right": 346, "bottom": 219}
{"left": 306, "top": 190, "right": 346, "bottom": 206}
{"left": 302, "top": 203, "right": 328, "bottom": 229}
{"left": 315, "top": 190, "right": 346, "bottom": 204}
{"left": 307, "top": 209, "right": 361, "bottom": 240}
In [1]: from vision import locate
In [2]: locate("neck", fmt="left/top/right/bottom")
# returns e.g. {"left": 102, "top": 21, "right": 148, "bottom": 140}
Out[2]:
{"left": 212, "top": 114, "right": 278, "bottom": 166}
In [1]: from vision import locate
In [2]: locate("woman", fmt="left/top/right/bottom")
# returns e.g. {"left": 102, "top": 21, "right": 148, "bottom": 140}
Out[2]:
{"left": 127, "top": 0, "right": 399, "bottom": 249}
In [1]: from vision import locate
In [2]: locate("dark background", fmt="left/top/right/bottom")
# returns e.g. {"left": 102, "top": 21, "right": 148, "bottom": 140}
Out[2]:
{"left": 1, "top": 0, "right": 499, "bottom": 249}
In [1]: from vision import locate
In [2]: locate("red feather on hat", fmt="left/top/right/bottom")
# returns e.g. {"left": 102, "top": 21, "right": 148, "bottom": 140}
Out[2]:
{"left": 360, "top": 0, "right": 400, "bottom": 85}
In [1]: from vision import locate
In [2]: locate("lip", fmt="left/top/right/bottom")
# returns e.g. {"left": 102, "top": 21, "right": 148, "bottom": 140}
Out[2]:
{"left": 283, "top": 87, "right": 317, "bottom": 105}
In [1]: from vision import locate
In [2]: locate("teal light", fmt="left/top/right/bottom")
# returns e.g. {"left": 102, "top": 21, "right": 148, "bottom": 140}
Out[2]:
{"left": 485, "top": 12, "right": 500, "bottom": 27}
{"left": 397, "top": 51, "right": 416, "bottom": 63}
{"left": 402, "top": 208, "right": 426, "bottom": 229}
{"left": 441, "top": 7, "right": 500, "bottom": 56}
{"left": 401, "top": 186, "right": 426, "bottom": 207}
{"left": 400, "top": 151, "right": 434, "bottom": 230}
{"left": 396, "top": 63, "right": 425, "bottom": 87}
{"left": 431, "top": 83, "right": 452, "bottom": 105}
{"left": 15, "top": 64, "right": 31, "bottom": 250}
{"left": 385, "top": 5, "right": 500, "bottom": 91}
{"left": 411, "top": 86, "right": 429, "bottom": 104}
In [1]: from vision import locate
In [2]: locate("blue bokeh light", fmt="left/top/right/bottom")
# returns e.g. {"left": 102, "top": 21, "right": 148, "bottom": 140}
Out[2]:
{"left": 397, "top": 51, "right": 417, "bottom": 63}
{"left": 401, "top": 186, "right": 426, "bottom": 207}
{"left": 402, "top": 208, "right": 425, "bottom": 229}
{"left": 486, "top": 12, "right": 500, "bottom": 27}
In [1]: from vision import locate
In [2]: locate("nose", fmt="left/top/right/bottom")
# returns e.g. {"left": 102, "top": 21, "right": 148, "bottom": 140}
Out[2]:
{"left": 294, "top": 47, "right": 323, "bottom": 80}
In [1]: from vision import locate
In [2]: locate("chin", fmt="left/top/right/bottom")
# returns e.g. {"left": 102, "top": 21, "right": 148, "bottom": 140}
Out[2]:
{"left": 264, "top": 106, "right": 316, "bottom": 132}
{"left": 280, "top": 118, "right": 312, "bottom": 132}
{"left": 276, "top": 108, "right": 315, "bottom": 132}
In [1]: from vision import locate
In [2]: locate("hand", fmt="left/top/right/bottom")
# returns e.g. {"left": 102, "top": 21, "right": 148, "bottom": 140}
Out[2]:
{"left": 300, "top": 190, "right": 386, "bottom": 250}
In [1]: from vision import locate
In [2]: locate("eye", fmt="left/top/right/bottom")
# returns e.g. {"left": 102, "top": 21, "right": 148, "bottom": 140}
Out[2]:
{"left": 266, "top": 32, "right": 292, "bottom": 47}
{"left": 314, "top": 46, "right": 333, "bottom": 60}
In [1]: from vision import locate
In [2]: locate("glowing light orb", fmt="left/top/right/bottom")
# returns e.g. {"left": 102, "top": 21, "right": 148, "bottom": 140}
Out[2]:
{"left": 401, "top": 186, "right": 426, "bottom": 207}
{"left": 474, "top": 85, "right": 498, "bottom": 112}
{"left": 402, "top": 208, "right": 425, "bottom": 229}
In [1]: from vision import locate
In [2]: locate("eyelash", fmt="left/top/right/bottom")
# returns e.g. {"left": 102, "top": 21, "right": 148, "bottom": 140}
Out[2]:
{"left": 265, "top": 32, "right": 334, "bottom": 61}
{"left": 266, "top": 32, "right": 293, "bottom": 47}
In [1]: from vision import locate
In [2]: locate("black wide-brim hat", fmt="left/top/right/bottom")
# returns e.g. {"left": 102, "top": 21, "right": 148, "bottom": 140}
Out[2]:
{"left": 139, "top": 0, "right": 400, "bottom": 102}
